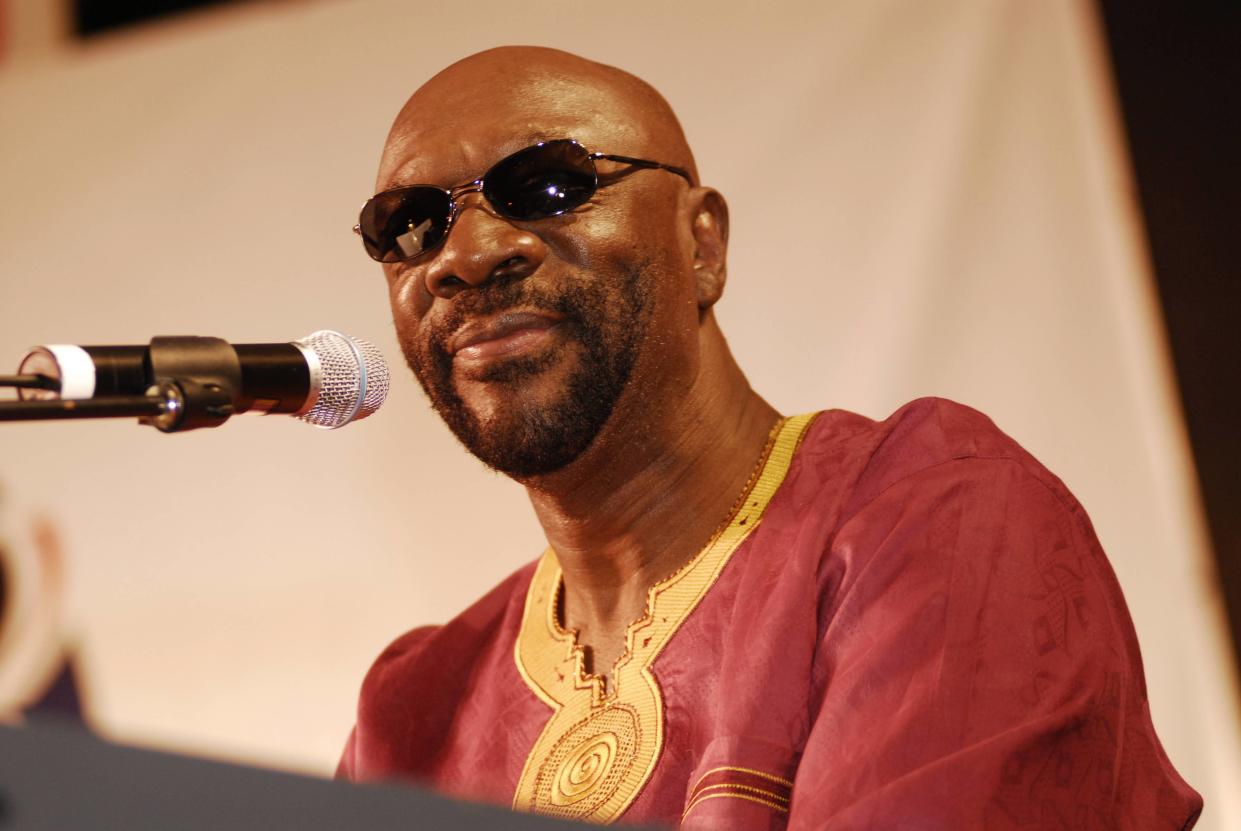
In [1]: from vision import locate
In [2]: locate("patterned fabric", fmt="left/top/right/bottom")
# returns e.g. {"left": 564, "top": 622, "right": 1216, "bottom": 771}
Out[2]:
{"left": 683, "top": 767, "right": 793, "bottom": 823}
{"left": 339, "top": 398, "right": 1202, "bottom": 829}
{"left": 510, "top": 416, "right": 815, "bottom": 823}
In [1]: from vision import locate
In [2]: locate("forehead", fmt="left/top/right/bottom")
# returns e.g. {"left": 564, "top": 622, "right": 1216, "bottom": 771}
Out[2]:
{"left": 376, "top": 75, "right": 649, "bottom": 191}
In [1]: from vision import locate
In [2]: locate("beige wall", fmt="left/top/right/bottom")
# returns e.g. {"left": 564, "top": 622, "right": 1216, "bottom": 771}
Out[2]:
{"left": 1, "top": 0, "right": 1237, "bottom": 825}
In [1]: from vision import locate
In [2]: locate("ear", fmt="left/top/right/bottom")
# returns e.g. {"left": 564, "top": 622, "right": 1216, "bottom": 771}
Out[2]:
{"left": 688, "top": 188, "right": 730, "bottom": 310}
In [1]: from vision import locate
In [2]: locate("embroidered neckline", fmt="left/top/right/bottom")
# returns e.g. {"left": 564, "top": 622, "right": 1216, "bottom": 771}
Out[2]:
{"left": 549, "top": 414, "right": 790, "bottom": 701}
{"left": 511, "top": 413, "right": 817, "bottom": 823}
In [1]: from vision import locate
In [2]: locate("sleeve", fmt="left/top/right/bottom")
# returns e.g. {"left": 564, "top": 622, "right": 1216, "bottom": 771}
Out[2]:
{"left": 788, "top": 457, "right": 1201, "bottom": 830}
{"left": 335, "top": 726, "right": 357, "bottom": 780}
{"left": 332, "top": 625, "right": 439, "bottom": 784}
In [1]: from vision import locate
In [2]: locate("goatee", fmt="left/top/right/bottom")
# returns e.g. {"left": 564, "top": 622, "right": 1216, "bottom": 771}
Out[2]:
{"left": 399, "top": 267, "right": 649, "bottom": 478}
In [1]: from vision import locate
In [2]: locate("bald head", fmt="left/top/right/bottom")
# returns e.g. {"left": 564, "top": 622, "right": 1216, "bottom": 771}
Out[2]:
{"left": 378, "top": 46, "right": 698, "bottom": 190}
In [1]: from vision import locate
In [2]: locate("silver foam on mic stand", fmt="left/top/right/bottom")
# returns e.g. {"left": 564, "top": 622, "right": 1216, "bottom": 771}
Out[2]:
{"left": 292, "top": 330, "right": 389, "bottom": 429}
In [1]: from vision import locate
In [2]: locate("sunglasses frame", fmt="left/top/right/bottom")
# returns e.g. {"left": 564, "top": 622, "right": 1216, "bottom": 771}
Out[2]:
{"left": 353, "top": 139, "right": 695, "bottom": 263}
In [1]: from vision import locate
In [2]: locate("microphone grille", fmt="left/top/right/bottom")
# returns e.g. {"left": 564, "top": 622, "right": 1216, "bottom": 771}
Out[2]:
{"left": 294, "top": 330, "right": 389, "bottom": 429}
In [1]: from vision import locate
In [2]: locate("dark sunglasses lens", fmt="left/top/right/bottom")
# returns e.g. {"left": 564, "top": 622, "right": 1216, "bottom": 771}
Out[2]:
{"left": 484, "top": 141, "right": 597, "bottom": 220}
{"left": 359, "top": 187, "right": 452, "bottom": 262}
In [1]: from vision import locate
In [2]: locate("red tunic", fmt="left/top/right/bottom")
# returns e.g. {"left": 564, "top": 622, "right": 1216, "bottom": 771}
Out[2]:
{"left": 339, "top": 398, "right": 1201, "bottom": 829}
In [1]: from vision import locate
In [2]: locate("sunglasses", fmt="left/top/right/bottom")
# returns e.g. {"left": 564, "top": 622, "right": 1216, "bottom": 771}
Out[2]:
{"left": 354, "top": 139, "right": 694, "bottom": 263}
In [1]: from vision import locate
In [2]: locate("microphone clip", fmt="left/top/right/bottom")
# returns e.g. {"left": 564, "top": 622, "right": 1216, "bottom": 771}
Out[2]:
{"left": 138, "top": 337, "right": 241, "bottom": 433}
{"left": 140, "top": 379, "right": 234, "bottom": 433}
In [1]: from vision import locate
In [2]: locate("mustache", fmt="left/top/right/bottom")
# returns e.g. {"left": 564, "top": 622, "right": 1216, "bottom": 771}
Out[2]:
{"left": 426, "top": 279, "right": 581, "bottom": 356}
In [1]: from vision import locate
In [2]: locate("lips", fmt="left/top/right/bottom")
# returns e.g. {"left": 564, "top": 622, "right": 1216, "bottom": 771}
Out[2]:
{"left": 448, "top": 311, "right": 563, "bottom": 363}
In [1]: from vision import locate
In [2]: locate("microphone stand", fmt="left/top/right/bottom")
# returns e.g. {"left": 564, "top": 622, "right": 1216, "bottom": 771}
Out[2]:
{"left": 0, "top": 337, "right": 241, "bottom": 432}
{"left": 0, "top": 380, "right": 233, "bottom": 432}
{"left": 0, "top": 392, "right": 166, "bottom": 422}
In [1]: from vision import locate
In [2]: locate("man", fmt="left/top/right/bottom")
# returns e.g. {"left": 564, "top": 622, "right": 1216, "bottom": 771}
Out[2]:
{"left": 339, "top": 46, "right": 1201, "bottom": 829}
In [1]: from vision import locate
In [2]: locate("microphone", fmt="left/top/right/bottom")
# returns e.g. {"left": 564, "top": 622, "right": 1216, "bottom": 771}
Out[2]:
{"left": 15, "top": 330, "right": 388, "bottom": 430}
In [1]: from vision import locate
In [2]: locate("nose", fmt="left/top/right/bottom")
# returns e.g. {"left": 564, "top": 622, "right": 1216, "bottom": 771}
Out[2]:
{"left": 422, "top": 194, "right": 547, "bottom": 298}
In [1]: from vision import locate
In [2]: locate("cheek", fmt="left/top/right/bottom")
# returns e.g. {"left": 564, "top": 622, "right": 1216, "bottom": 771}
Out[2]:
{"left": 551, "top": 202, "right": 689, "bottom": 286}
{"left": 386, "top": 266, "right": 432, "bottom": 331}
{"left": 571, "top": 216, "right": 695, "bottom": 345}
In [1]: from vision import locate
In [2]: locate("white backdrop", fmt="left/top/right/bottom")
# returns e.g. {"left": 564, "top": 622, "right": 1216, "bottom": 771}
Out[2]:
{"left": 1, "top": 0, "right": 1237, "bottom": 825}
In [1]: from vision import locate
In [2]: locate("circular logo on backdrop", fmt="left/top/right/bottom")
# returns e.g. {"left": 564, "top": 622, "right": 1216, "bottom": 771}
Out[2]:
{"left": 533, "top": 703, "right": 641, "bottom": 818}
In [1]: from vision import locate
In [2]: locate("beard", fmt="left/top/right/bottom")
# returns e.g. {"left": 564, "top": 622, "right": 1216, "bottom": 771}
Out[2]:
{"left": 397, "top": 265, "right": 651, "bottom": 479}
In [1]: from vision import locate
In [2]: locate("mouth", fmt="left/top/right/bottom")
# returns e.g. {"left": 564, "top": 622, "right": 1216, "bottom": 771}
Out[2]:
{"left": 449, "top": 310, "right": 564, "bottom": 367}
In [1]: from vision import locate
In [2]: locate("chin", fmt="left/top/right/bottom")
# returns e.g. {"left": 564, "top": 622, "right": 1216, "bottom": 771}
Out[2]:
{"left": 453, "top": 368, "right": 626, "bottom": 479}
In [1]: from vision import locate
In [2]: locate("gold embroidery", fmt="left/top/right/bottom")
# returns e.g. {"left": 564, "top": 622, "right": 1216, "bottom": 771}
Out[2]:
{"left": 538, "top": 705, "right": 639, "bottom": 814}
{"left": 512, "top": 414, "right": 818, "bottom": 823}
{"left": 683, "top": 766, "right": 795, "bottom": 821}
{"left": 552, "top": 733, "right": 618, "bottom": 805}
{"left": 689, "top": 783, "right": 790, "bottom": 805}
{"left": 691, "top": 764, "right": 795, "bottom": 789}
{"left": 683, "top": 790, "right": 791, "bottom": 818}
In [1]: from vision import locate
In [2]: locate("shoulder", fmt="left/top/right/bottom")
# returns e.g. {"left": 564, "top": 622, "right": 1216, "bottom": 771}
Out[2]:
{"left": 783, "top": 397, "right": 1106, "bottom": 613}
{"left": 811, "top": 398, "right": 1127, "bottom": 677}
{"left": 345, "top": 558, "right": 544, "bottom": 781}
{"left": 762, "top": 397, "right": 1079, "bottom": 572}
{"left": 358, "top": 558, "right": 539, "bottom": 713}
{"left": 865, "top": 396, "right": 1041, "bottom": 475}
{"left": 805, "top": 396, "right": 1075, "bottom": 519}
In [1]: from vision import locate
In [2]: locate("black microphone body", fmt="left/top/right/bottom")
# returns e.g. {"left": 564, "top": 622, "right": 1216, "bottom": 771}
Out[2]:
{"left": 80, "top": 342, "right": 311, "bottom": 414}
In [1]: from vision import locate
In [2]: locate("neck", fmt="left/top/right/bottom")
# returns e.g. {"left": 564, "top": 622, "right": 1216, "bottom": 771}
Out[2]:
{"left": 523, "top": 320, "right": 781, "bottom": 679}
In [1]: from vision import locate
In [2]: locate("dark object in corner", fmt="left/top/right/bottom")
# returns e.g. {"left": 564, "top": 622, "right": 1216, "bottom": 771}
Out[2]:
{"left": 73, "top": 0, "right": 245, "bottom": 37}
